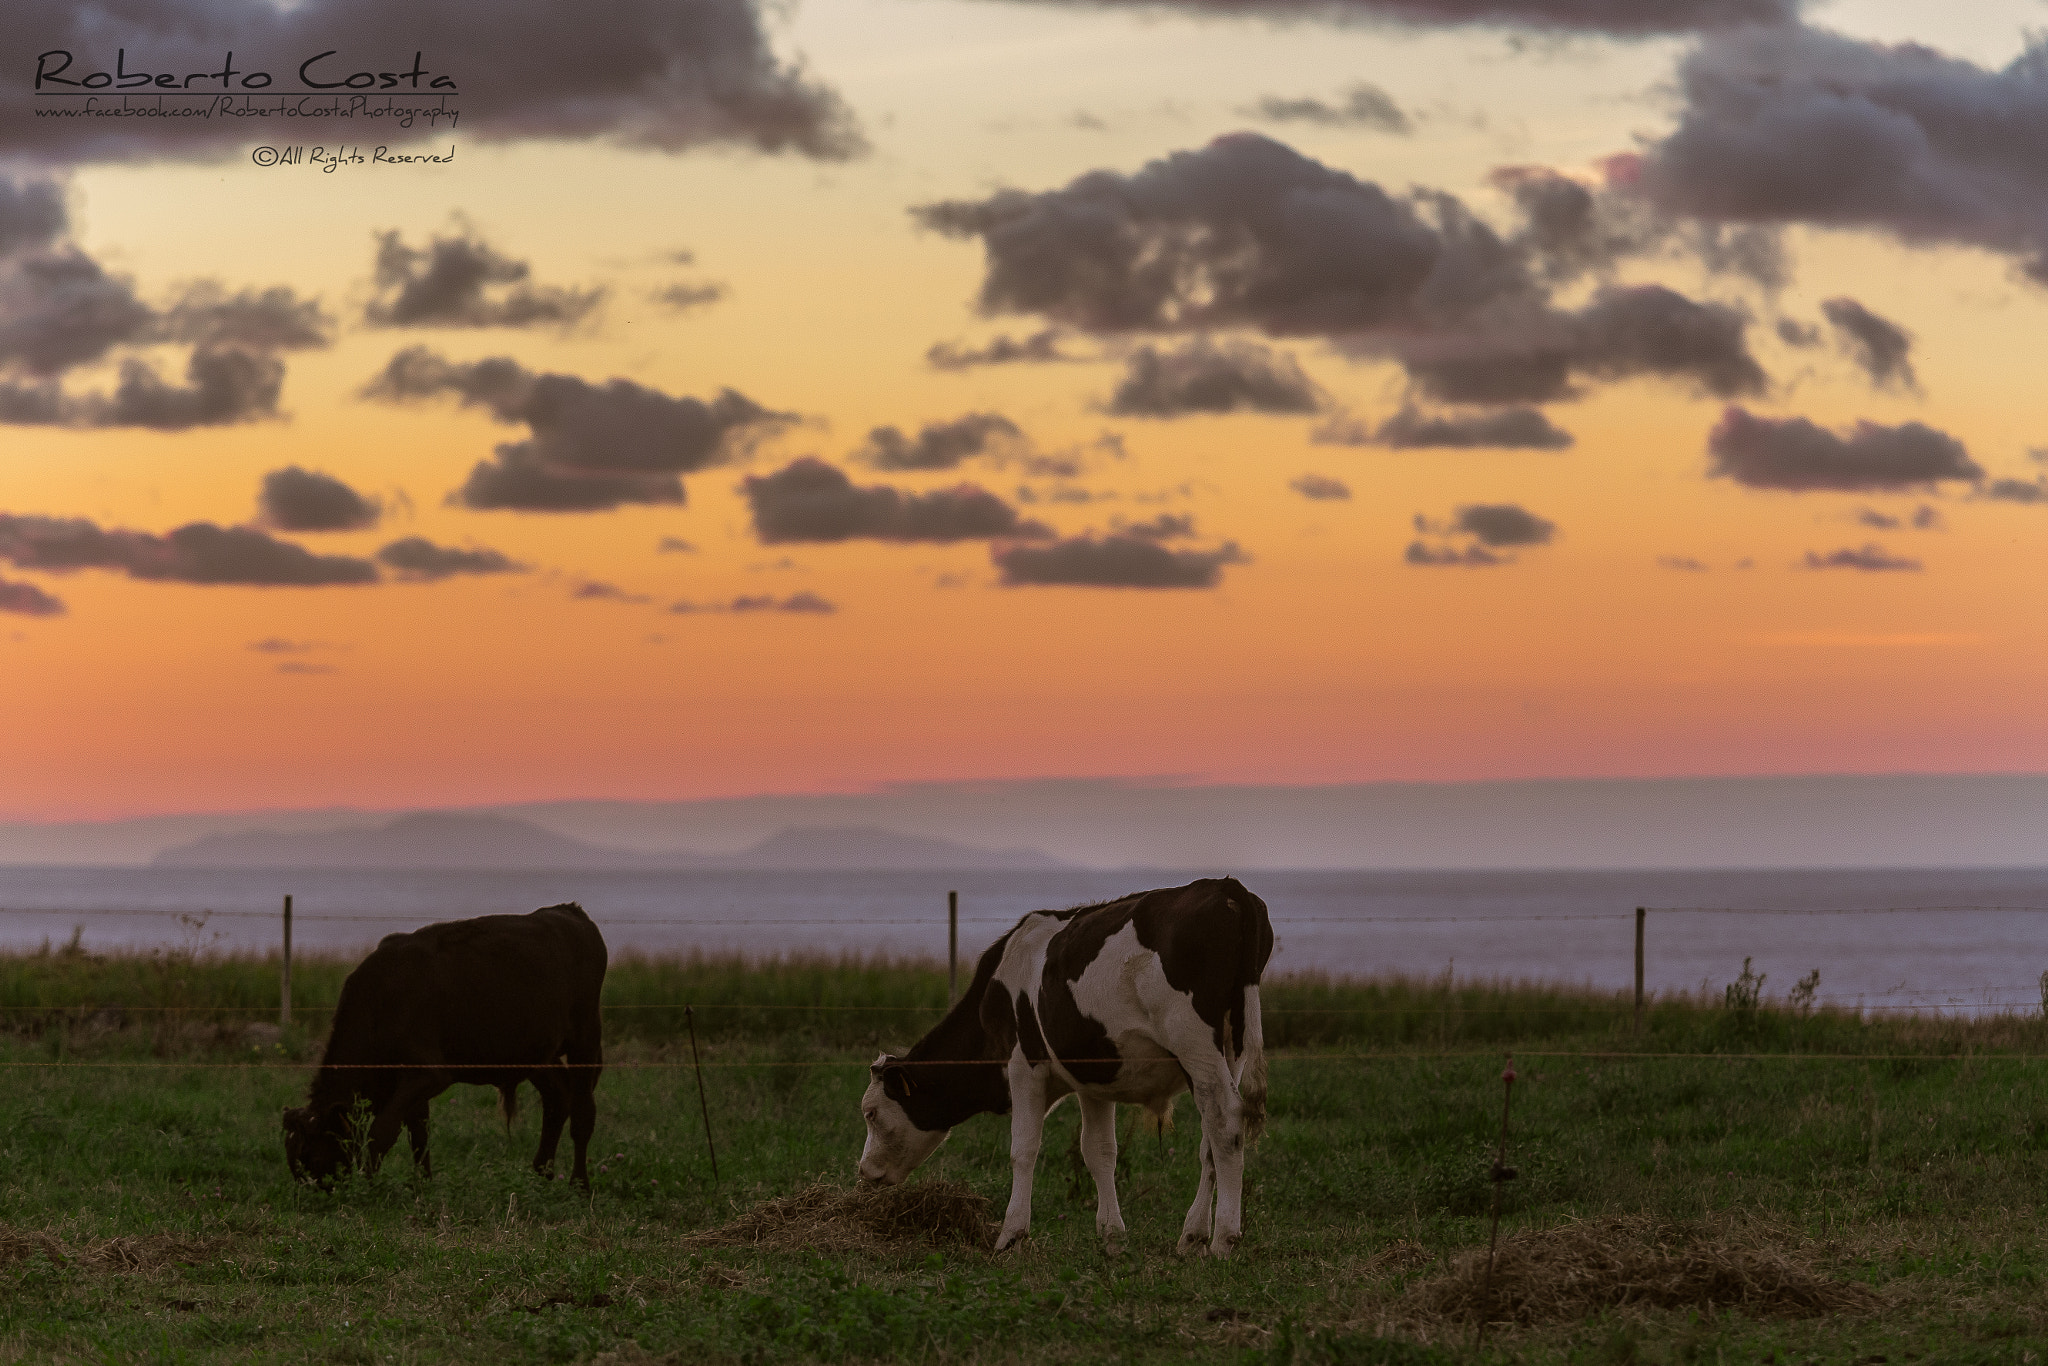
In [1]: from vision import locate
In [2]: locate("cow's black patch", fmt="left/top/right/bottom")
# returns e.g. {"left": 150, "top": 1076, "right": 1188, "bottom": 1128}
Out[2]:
{"left": 1015, "top": 991, "right": 1048, "bottom": 1064}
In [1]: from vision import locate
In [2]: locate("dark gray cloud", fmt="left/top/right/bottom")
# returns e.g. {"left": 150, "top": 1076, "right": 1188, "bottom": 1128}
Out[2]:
{"left": 656, "top": 536, "right": 698, "bottom": 553}
{"left": 0, "top": 180, "right": 331, "bottom": 429}
{"left": 1984, "top": 477, "right": 2048, "bottom": 505}
{"left": 1454, "top": 502, "right": 1555, "bottom": 547}
{"left": 1391, "top": 284, "right": 1767, "bottom": 405}
{"left": 0, "top": 573, "right": 63, "bottom": 615}
{"left": 0, "top": 514, "right": 377, "bottom": 586}
{"left": 374, "top": 537, "right": 526, "bottom": 581}
{"left": 1249, "top": 85, "right": 1409, "bottom": 133}
{"left": 1854, "top": 507, "right": 1900, "bottom": 530}
{"left": 743, "top": 457, "right": 1050, "bottom": 544}
{"left": 0, "top": 246, "right": 153, "bottom": 377}
{"left": 1367, "top": 403, "right": 1573, "bottom": 449}
{"left": 571, "top": 580, "right": 650, "bottom": 603}
{"left": 652, "top": 282, "right": 726, "bottom": 312}
{"left": 1290, "top": 473, "right": 1351, "bottom": 500}
{"left": 926, "top": 330, "right": 1076, "bottom": 370}
{"left": 1405, "top": 540, "right": 1503, "bottom": 566}
{"left": 362, "top": 347, "right": 784, "bottom": 511}
{"left": 1491, "top": 164, "right": 1788, "bottom": 290}
{"left": 992, "top": 530, "right": 1246, "bottom": 588}
{"left": 1116, "top": 512, "right": 1196, "bottom": 540}
{"left": 958, "top": 0, "right": 1795, "bottom": 33}
{"left": 1776, "top": 318, "right": 1821, "bottom": 347}
{"left": 1707, "top": 407, "right": 1982, "bottom": 492}
{"left": 1821, "top": 297, "right": 1915, "bottom": 391}
{"left": 1657, "top": 555, "right": 1708, "bottom": 571}
{"left": 857, "top": 412, "right": 1022, "bottom": 470}
{"left": 919, "top": 136, "right": 1769, "bottom": 405}
{"left": 4, "top": 0, "right": 860, "bottom": 163}
{"left": 1803, "top": 544, "right": 1921, "bottom": 572}
{"left": 258, "top": 467, "right": 382, "bottom": 532}
{"left": 670, "top": 591, "right": 836, "bottom": 614}
{"left": 248, "top": 638, "right": 320, "bottom": 654}
{"left": 1103, "top": 339, "right": 1323, "bottom": 417}
{"left": 1628, "top": 25, "right": 2048, "bottom": 279}
{"left": 0, "top": 176, "right": 67, "bottom": 259}
{"left": 158, "top": 283, "right": 333, "bottom": 351}
{"left": 365, "top": 227, "right": 603, "bottom": 329}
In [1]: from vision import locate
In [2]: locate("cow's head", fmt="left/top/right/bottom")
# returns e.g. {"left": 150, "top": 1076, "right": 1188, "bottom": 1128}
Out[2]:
{"left": 282, "top": 1103, "right": 349, "bottom": 1186}
{"left": 857, "top": 1053, "right": 949, "bottom": 1185}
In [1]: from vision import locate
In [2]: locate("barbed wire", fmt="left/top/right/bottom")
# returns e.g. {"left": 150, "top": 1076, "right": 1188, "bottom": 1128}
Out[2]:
{"left": 3, "top": 1047, "right": 2047, "bottom": 1071}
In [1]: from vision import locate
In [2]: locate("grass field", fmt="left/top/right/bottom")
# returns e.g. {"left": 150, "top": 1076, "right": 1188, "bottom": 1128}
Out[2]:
{"left": 4, "top": 941, "right": 2048, "bottom": 1363}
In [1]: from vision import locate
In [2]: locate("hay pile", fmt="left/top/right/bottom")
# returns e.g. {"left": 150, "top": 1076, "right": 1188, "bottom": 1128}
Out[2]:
{"left": 687, "top": 1181, "right": 995, "bottom": 1253}
{"left": 0, "top": 1227, "right": 219, "bottom": 1273}
{"left": 1400, "top": 1215, "right": 1879, "bottom": 1330}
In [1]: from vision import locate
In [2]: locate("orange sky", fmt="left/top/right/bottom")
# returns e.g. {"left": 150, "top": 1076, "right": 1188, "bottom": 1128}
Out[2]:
{"left": 4, "top": 0, "right": 2046, "bottom": 822}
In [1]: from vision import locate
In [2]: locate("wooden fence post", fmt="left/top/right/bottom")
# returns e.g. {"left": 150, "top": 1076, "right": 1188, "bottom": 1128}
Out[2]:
{"left": 1633, "top": 906, "right": 1645, "bottom": 1035}
{"left": 280, "top": 894, "right": 293, "bottom": 1028}
{"left": 948, "top": 890, "right": 959, "bottom": 1003}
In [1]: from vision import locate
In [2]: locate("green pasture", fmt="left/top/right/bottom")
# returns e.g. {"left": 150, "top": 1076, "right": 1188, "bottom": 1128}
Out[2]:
{"left": 3, "top": 944, "right": 2048, "bottom": 1363}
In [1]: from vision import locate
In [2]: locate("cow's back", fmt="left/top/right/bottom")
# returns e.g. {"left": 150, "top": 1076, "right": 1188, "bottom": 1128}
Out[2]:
{"left": 324, "top": 903, "right": 606, "bottom": 1068}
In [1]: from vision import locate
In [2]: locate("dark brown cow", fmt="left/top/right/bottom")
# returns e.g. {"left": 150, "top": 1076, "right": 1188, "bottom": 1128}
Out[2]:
{"left": 282, "top": 902, "right": 607, "bottom": 1187}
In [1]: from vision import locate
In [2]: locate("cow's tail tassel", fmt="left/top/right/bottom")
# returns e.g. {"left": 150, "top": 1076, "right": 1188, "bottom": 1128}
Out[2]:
{"left": 498, "top": 1085, "right": 519, "bottom": 1132}
{"left": 1238, "top": 983, "right": 1268, "bottom": 1145}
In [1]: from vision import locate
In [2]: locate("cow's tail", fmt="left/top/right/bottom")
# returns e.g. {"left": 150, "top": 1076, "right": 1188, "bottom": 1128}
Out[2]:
{"left": 1233, "top": 882, "right": 1273, "bottom": 1146}
{"left": 1238, "top": 984, "right": 1268, "bottom": 1146}
{"left": 498, "top": 1084, "right": 518, "bottom": 1132}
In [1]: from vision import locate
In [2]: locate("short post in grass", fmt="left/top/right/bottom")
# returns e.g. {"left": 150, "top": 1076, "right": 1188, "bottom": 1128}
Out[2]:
{"left": 1633, "top": 906, "right": 1645, "bottom": 1036}
{"left": 1477, "top": 1056, "right": 1519, "bottom": 1347}
{"left": 685, "top": 1005, "right": 720, "bottom": 1183}
{"left": 280, "top": 894, "right": 293, "bottom": 1027}
{"left": 948, "top": 890, "right": 959, "bottom": 1003}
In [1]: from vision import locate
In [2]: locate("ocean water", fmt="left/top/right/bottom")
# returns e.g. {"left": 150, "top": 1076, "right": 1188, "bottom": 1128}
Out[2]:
{"left": 3, "top": 865, "right": 2047, "bottom": 1015}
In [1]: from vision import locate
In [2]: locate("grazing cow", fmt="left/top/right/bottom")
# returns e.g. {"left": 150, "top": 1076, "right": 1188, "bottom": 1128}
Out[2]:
{"left": 858, "top": 877, "right": 1272, "bottom": 1256}
{"left": 282, "top": 902, "right": 607, "bottom": 1187}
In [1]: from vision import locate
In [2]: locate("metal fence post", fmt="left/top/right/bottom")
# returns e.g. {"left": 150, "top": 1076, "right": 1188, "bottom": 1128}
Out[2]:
{"left": 1633, "top": 906, "right": 1645, "bottom": 1035}
{"left": 948, "top": 890, "right": 959, "bottom": 1003}
{"left": 280, "top": 894, "right": 293, "bottom": 1028}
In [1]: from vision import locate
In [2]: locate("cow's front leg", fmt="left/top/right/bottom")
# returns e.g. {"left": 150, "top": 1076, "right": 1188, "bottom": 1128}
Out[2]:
{"left": 367, "top": 1075, "right": 442, "bottom": 1176}
{"left": 1078, "top": 1094, "right": 1126, "bottom": 1256}
{"left": 1177, "top": 1131, "right": 1215, "bottom": 1255}
{"left": 995, "top": 1057, "right": 1048, "bottom": 1253}
{"left": 405, "top": 1102, "right": 432, "bottom": 1178}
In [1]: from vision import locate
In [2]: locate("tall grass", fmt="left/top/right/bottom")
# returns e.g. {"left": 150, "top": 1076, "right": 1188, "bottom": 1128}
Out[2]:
{"left": 6, "top": 945, "right": 2048, "bottom": 1057}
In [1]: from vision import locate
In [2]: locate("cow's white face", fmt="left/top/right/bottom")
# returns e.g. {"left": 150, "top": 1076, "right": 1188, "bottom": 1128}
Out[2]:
{"left": 857, "top": 1054, "right": 949, "bottom": 1185}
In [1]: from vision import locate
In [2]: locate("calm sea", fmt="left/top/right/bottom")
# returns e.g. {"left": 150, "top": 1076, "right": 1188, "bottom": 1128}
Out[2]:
{"left": 3, "top": 866, "right": 2047, "bottom": 1015}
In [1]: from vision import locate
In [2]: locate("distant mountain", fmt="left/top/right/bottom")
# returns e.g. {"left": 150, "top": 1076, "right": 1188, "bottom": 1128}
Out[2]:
{"left": 148, "top": 813, "right": 1072, "bottom": 872}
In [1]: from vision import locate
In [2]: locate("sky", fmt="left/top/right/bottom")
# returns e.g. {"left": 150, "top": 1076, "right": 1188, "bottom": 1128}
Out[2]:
{"left": 2, "top": 0, "right": 2045, "bottom": 825}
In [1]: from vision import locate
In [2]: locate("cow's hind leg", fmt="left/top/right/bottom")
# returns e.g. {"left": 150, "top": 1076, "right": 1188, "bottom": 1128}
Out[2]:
{"left": 527, "top": 1070, "right": 570, "bottom": 1179}
{"left": 1078, "top": 1094, "right": 1127, "bottom": 1255}
{"left": 995, "top": 1058, "right": 1049, "bottom": 1253}
{"left": 565, "top": 1039, "right": 602, "bottom": 1189}
{"left": 1187, "top": 1071, "right": 1247, "bottom": 1257}
{"left": 1177, "top": 1131, "right": 1216, "bottom": 1255}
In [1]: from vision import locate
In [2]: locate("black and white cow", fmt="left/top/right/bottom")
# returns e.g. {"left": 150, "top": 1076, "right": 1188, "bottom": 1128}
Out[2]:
{"left": 857, "top": 877, "right": 1272, "bottom": 1256}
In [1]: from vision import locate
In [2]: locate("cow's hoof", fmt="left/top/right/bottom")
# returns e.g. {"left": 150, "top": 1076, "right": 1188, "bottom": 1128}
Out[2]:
{"left": 1209, "top": 1233, "right": 1241, "bottom": 1258}
{"left": 1100, "top": 1236, "right": 1127, "bottom": 1259}
{"left": 994, "top": 1228, "right": 1028, "bottom": 1253}
{"left": 1175, "top": 1232, "right": 1206, "bottom": 1257}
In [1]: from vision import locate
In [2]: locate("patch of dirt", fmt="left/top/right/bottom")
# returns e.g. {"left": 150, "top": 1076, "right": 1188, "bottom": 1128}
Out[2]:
{"left": 0, "top": 1227, "right": 224, "bottom": 1273}
{"left": 685, "top": 1180, "right": 996, "bottom": 1253}
{"left": 1396, "top": 1215, "right": 1881, "bottom": 1331}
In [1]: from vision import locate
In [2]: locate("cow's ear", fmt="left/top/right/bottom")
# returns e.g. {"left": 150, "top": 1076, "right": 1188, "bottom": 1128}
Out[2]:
{"left": 869, "top": 1053, "right": 898, "bottom": 1078}
{"left": 880, "top": 1060, "right": 917, "bottom": 1100}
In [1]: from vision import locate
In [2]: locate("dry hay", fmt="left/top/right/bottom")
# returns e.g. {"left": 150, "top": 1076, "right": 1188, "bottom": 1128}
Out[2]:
{"left": 0, "top": 1226, "right": 222, "bottom": 1273}
{"left": 1398, "top": 1215, "right": 1880, "bottom": 1331}
{"left": 686, "top": 1180, "right": 995, "bottom": 1253}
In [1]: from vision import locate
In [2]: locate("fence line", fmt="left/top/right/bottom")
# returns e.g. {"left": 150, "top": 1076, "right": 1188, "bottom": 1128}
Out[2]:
{"left": 4, "top": 1048, "right": 2048, "bottom": 1071}
{"left": 0, "top": 996, "right": 2042, "bottom": 1016}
